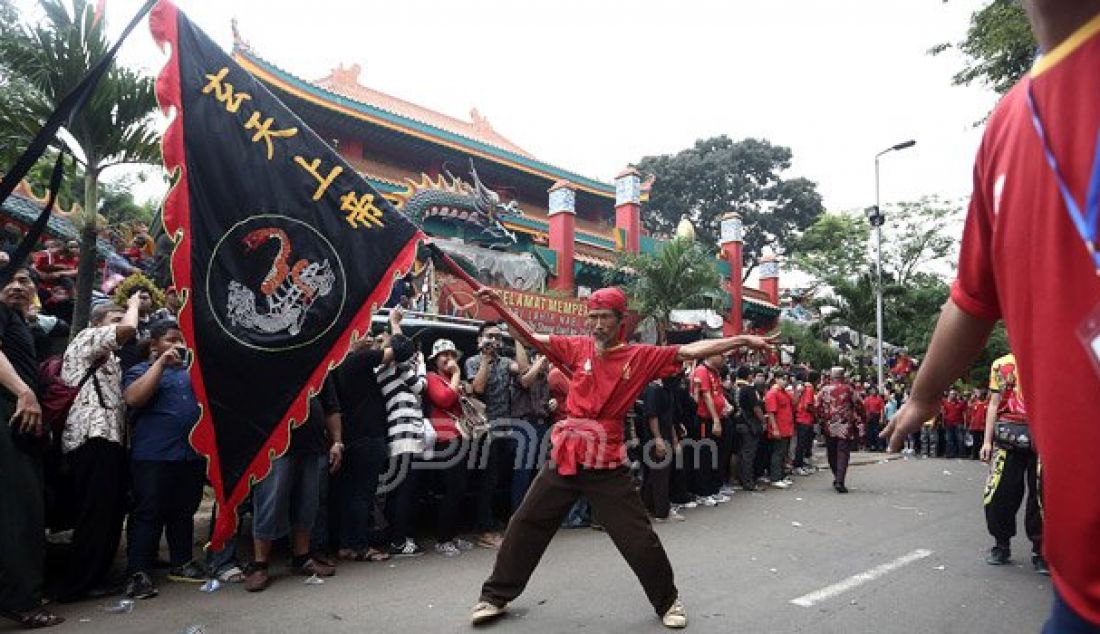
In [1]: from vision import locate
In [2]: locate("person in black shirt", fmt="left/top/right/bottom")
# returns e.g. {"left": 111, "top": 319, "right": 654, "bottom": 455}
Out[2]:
{"left": 323, "top": 309, "right": 413, "bottom": 562}
{"left": 243, "top": 379, "right": 342, "bottom": 591}
{"left": 641, "top": 377, "right": 684, "bottom": 522}
{"left": 734, "top": 366, "right": 766, "bottom": 492}
{"left": 0, "top": 268, "right": 63, "bottom": 628}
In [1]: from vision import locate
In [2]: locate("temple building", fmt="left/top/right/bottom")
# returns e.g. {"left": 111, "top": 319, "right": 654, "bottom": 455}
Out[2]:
{"left": 233, "top": 41, "right": 780, "bottom": 336}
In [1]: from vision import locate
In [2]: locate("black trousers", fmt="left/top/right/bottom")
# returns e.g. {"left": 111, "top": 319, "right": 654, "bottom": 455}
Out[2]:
{"left": 431, "top": 439, "right": 471, "bottom": 543}
{"left": 770, "top": 437, "right": 791, "bottom": 482}
{"left": 793, "top": 424, "right": 814, "bottom": 469}
{"left": 0, "top": 423, "right": 45, "bottom": 613}
{"left": 641, "top": 444, "right": 673, "bottom": 518}
{"left": 474, "top": 431, "right": 515, "bottom": 532}
{"left": 481, "top": 465, "right": 678, "bottom": 616}
{"left": 126, "top": 460, "right": 205, "bottom": 574}
{"left": 716, "top": 422, "right": 735, "bottom": 488}
{"left": 984, "top": 447, "right": 1042, "bottom": 552}
{"left": 688, "top": 419, "right": 719, "bottom": 498}
{"left": 826, "top": 437, "right": 852, "bottom": 486}
{"left": 54, "top": 439, "right": 127, "bottom": 602}
{"left": 736, "top": 429, "right": 760, "bottom": 489}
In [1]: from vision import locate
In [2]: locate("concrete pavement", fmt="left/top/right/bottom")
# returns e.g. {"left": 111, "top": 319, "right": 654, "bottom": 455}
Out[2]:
{"left": 27, "top": 456, "right": 1051, "bottom": 633}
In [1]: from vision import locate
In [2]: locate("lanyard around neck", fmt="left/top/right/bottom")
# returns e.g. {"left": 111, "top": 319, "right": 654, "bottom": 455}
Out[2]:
{"left": 1025, "top": 80, "right": 1100, "bottom": 273}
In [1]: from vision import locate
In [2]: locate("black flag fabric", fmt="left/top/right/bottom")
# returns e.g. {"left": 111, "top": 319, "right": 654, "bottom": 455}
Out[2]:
{"left": 151, "top": 0, "right": 423, "bottom": 549}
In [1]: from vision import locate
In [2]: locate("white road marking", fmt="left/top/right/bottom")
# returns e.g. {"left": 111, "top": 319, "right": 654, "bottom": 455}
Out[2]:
{"left": 789, "top": 549, "right": 934, "bottom": 608}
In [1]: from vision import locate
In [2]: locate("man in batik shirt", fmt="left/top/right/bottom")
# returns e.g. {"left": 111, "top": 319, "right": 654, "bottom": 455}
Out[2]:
{"left": 815, "top": 367, "right": 862, "bottom": 494}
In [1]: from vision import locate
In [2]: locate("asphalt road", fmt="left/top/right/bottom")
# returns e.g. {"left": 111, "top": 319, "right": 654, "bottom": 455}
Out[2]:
{"left": 28, "top": 455, "right": 1052, "bottom": 634}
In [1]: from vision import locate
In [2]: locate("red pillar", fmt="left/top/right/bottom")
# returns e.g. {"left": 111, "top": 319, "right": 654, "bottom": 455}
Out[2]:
{"left": 759, "top": 254, "right": 780, "bottom": 305}
{"left": 615, "top": 167, "right": 641, "bottom": 254}
{"left": 719, "top": 212, "right": 744, "bottom": 336}
{"left": 548, "top": 180, "right": 576, "bottom": 293}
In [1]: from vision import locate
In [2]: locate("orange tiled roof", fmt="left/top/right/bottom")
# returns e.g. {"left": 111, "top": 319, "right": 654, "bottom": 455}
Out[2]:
{"left": 314, "top": 63, "right": 533, "bottom": 159}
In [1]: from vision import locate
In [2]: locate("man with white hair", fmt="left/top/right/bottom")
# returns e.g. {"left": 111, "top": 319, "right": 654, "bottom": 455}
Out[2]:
{"left": 815, "top": 367, "right": 861, "bottom": 494}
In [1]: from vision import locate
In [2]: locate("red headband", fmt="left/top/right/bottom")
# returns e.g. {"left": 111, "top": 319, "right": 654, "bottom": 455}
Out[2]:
{"left": 587, "top": 287, "right": 627, "bottom": 314}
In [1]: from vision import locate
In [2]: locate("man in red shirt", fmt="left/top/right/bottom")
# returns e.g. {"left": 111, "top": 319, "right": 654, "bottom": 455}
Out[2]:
{"left": 966, "top": 389, "right": 989, "bottom": 460}
{"left": 818, "top": 367, "right": 861, "bottom": 494}
{"left": 689, "top": 353, "right": 731, "bottom": 505}
{"left": 792, "top": 372, "right": 817, "bottom": 476}
{"left": 940, "top": 390, "right": 967, "bottom": 459}
{"left": 763, "top": 374, "right": 795, "bottom": 489}
{"left": 469, "top": 287, "right": 772, "bottom": 629}
{"left": 862, "top": 387, "right": 886, "bottom": 452}
{"left": 882, "top": 2, "right": 1100, "bottom": 627}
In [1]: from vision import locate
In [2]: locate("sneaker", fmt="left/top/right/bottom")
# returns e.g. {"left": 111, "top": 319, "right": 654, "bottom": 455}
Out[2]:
{"left": 668, "top": 510, "right": 687, "bottom": 522}
{"left": 699, "top": 496, "right": 718, "bottom": 507}
{"left": 986, "top": 545, "right": 1011, "bottom": 565}
{"left": 471, "top": 601, "right": 506, "bottom": 625}
{"left": 770, "top": 480, "right": 791, "bottom": 489}
{"left": 719, "top": 485, "right": 737, "bottom": 495}
{"left": 476, "top": 533, "right": 504, "bottom": 549}
{"left": 833, "top": 482, "right": 849, "bottom": 494}
{"left": 652, "top": 515, "right": 669, "bottom": 524}
{"left": 435, "top": 541, "right": 462, "bottom": 557}
{"left": 662, "top": 597, "right": 687, "bottom": 629}
{"left": 124, "top": 571, "right": 158, "bottom": 600}
{"left": 679, "top": 500, "right": 699, "bottom": 510}
{"left": 389, "top": 538, "right": 425, "bottom": 558}
{"left": 294, "top": 557, "right": 336, "bottom": 577}
{"left": 453, "top": 538, "right": 475, "bottom": 552}
{"left": 712, "top": 494, "right": 731, "bottom": 503}
{"left": 1032, "top": 554, "right": 1050, "bottom": 576}
{"left": 756, "top": 476, "right": 770, "bottom": 484}
{"left": 243, "top": 563, "right": 270, "bottom": 592}
{"left": 166, "top": 560, "right": 207, "bottom": 583}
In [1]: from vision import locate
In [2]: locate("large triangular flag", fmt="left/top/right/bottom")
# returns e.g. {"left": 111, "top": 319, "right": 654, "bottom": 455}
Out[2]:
{"left": 150, "top": 0, "right": 423, "bottom": 549}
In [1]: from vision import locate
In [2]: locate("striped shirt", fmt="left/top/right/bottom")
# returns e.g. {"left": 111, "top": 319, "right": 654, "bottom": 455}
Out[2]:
{"left": 377, "top": 359, "right": 427, "bottom": 457}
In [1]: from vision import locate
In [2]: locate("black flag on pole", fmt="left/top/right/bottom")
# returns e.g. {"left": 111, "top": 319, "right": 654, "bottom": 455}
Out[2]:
{"left": 150, "top": 0, "right": 424, "bottom": 549}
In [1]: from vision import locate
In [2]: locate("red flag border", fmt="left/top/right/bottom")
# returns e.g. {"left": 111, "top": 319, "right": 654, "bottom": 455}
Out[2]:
{"left": 150, "top": 0, "right": 423, "bottom": 550}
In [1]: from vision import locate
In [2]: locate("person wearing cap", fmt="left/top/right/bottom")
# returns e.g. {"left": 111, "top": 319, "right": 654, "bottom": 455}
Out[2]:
{"left": 815, "top": 367, "right": 862, "bottom": 493}
{"left": 424, "top": 338, "right": 475, "bottom": 558}
{"left": 468, "top": 286, "right": 774, "bottom": 630}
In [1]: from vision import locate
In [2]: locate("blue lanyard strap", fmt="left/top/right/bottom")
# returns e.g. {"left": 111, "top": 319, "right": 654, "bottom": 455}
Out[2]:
{"left": 1025, "top": 80, "right": 1100, "bottom": 272}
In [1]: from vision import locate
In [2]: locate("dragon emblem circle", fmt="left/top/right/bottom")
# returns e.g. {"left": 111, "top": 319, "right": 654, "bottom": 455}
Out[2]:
{"left": 206, "top": 214, "right": 346, "bottom": 352}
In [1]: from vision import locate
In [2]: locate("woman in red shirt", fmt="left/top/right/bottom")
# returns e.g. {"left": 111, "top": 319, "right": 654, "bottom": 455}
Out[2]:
{"left": 966, "top": 389, "right": 988, "bottom": 461}
{"left": 862, "top": 388, "right": 886, "bottom": 452}
{"left": 424, "top": 339, "right": 474, "bottom": 557}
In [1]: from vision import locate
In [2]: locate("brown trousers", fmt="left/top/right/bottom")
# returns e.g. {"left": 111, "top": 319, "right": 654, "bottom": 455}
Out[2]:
{"left": 480, "top": 464, "right": 678, "bottom": 616}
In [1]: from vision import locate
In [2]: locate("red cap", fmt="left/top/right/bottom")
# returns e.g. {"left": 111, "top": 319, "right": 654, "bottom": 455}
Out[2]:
{"left": 586, "top": 287, "right": 627, "bottom": 314}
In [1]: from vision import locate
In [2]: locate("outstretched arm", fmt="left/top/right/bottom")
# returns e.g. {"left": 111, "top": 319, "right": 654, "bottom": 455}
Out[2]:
{"left": 475, "top": 288, "right": 550, "bottom": 347}
{"left": 676, "top": 334, "right": 776, "bottom": 361}
{"left": 881, "top": 301, "right": 996, "bottom": 451}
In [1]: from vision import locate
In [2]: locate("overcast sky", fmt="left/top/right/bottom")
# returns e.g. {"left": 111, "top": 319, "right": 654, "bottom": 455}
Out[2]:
{"left": 13, "top": 0, "right": 1005, "bottom": 215}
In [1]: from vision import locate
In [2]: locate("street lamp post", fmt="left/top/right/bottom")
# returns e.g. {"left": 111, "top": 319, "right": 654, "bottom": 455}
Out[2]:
{"left": 869, "top": 139, "right": 915, "bottom": 394}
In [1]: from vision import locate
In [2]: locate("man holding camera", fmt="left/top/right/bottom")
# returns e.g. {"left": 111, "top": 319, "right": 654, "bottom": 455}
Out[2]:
{"left": 465, "top": 321, "right": 527, "bottom": 549}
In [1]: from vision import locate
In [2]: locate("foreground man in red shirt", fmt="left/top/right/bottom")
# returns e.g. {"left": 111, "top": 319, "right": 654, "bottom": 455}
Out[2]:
{"left": 882, "top": 2, "right": 1100, "bottom": 629}
{"left": 469, "top": 287, "right": 773, "bottom": 629}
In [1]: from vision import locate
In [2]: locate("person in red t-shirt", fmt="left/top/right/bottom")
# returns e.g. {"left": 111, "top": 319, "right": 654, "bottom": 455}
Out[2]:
{"left": 882, "top": 3, "right": 1100, "bottom": 626}
{"left": 792, "top": 372, "right": 817, "bottom": 475}
{"left": 862, "top": 387, "right": 886, "bottom": 452}
{"left": 469, "top": 286, "right": 773, "bottom": 630}
{"left": 423, "top": 338, "right": 473, "bottom": 557}
{"left": 940, "top": 390, "right": 967, "bottom": 459}
{"left": 763, "top": 374, "right": 795, "bottom": 488}
{"left": 966, "top": 389, "right": 989, "bottom": 461}
{"left": 689, "top": 354, "right": 731, "bottom": 505}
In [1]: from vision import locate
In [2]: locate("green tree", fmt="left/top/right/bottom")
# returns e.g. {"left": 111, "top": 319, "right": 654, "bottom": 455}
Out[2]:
{"left": 604, "top": 237, "right": 721, "bottom": 344}
{"left": 792, "top": 212, "right": 870, "bottom": 282}
{"left": 884, "top": 273, "right": 950, "bottom": 353}
{"left": 780, "top": 320, "right": 838, "bottom": 370}
{"left": 637, "top": 136, "right": 825, "bottom": 280}
{"left": 931, "top": 0, "right": 1034, "bottom": 95}
{"left": 814, "top": 272, "right": 905, "bottom": 371}
{"left": 880, "top": 196, "right": 961, "bottom": 286}
{"left": 0, "top": 0, "right": 160, "bottom": 333}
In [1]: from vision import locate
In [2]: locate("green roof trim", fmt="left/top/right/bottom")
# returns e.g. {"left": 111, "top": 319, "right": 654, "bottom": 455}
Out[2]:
{"left": 244, "top": 52, "right": 615, "bottom": 197}
{"left": 530, "top": 246, "right": 558, "bottom": 275}
{"left": 1, "top": 193, "right": 113, "bottom": 256}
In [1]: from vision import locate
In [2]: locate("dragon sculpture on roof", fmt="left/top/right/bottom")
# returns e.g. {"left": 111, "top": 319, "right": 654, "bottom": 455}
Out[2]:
{"left": 389, "top": 161, "right": 519, "bottom": 249}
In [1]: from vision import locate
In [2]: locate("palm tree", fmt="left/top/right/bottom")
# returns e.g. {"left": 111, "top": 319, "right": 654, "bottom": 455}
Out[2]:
{"left": 605, "top": 237, "right": 721, "bottom": 344}
{"left": 0, "top": 0, "right": 159, "bottom": 333}
{"left": 814, "top": 272, "right": 902, "bottom": 371}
